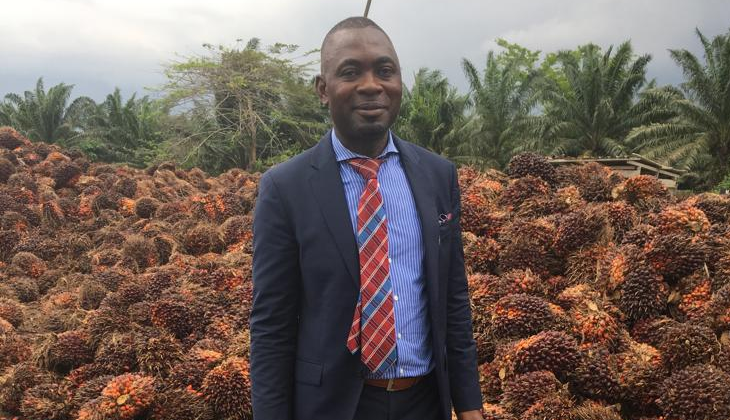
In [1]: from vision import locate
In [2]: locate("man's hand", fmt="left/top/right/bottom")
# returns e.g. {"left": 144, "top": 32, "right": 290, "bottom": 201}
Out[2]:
{"left": 456, "top": 409, "right": 484, "bottom": 420}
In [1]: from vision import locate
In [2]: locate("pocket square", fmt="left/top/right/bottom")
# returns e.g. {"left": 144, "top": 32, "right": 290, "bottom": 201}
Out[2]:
{"left": 438, "top": 213, "right": 452, "bottom": 226}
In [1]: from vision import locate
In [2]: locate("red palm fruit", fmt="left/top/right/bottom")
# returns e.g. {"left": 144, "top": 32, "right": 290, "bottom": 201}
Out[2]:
{"left": 500, "top": 269, "right": 547, "bottom": 297}
{"left": 94, "top": 373, "right": 156, "bottom": 420}
{"left": 553, "top": 205, "right": 611, "bottom": 256}
{"left": 183, "top": 223, "right": 224, "bottom": 255}
{"left": 0, "top": 362, "right": 50, "bottom": 413}
{"left": 169, "top": 347, "right": 224, "bottom": 391}
{"left": 150, "top": 387, "right": 215, "bottom": 420}
{"left": 706, "top": 283, "right": 730, "bottom": 331}
{"left": 692, "top": 192, "right": 730, "bottom": 224}
{"left": 673, "top": 274, "right": 712, "bottom": 321}
{"left": 612, "top": 175, "right": 670, "bottom": 206}
{"left": 498, "top": 218, "right": 557, "bottom": 277}
{"left": 654, "top": 203, "right": 710, "bottom": 236}
{"left": 616, "top": 258, "right": 668, "bottom": 323}
{"left": 519, "top": 395, "right": 574, "bottom": 420}
{"left": 10, "top": 252, "right": 46, "bottom": 278}
{"left": 134, "top": 329, "right": 184, "bottom": 377}
{"left": 121, "top": 235, "right": 159, "bottom": 271}
{"left": 19, "top": 382, "right": 70, "bottom": 420}
{"left": 150, "top": 299, "right": 195, "bottom": 340}
{"left": 603, "top": 201, "right": 638, "bottom": 242}
{"left": 0, "top": 127, "right": 28, "bottom": 150}
{"left": 95, "top": 333, "right": 138, "bottom": 376}
{"left": 555, "top": 284, "right": 601, "bottom": 310}
{"left": 0, "top": 297, "right": 24, "bottom": 328}
{"left": 500, "top": 175, "right": 551, "bottom": 211}
{"left": 68, "top": 375, "right": 113, "bottom": 417}
{"left": 570, "top": 347, "right": 621, "bottom": 401}
{"left": 481, "top": 403, "right": 517, "bottom": 420}
{"left": 614, "top": 341, "right": 666, "bottom": 408}
{"left": 565, "top": 244, "right": 616, "bottom": 286}
{"left": 656, "top": 364, "right": 730, "bottom": 420}
{"left": 201, "top": 357, "right": 252, "bottom": 420}
{"left": 631, "top": 316, "right": 679, "bottom": 347}
{"left": 644, "top": 233, "right": 707, "bottom": 280}
{"left": 569, "top": 299, "right": 624, "bottom": 350}
{"left": 491, "top": 294, "right": 563, "bottom": 340}
{"left": 507, "top": 331, "right": 581, "bottom": 382}
{"left": 464, "top": 235, "right": 500, "bottom": 274}
{"left": 134, "top": 196, "right": 159, "bottom": 219}
{"left": 502, "top": 370, "right": 563, "bottom": 416}
{"left": 507, "top": 152, "right": 558, "bottom": 186}
{"left": 460, "top": 189, "right": 493, "bottom": 236}
{"left": 570, "top": 401, "right": 623, "bottom": 420}
{"left": 657, "top": 322, "right": 720, "bottom": 372}
{"left": 572, "top": 162, "right": 622, "bottom": 202}
{"left": 46, "top": 330, "right": 94, "bottom": 374}
{"left": 51, "top": 162, "right": 82, "bottom": 189}
{"left": 478, "top": 361, "right": 503, "bottom": 403}
{"left": 457, "top": 165, "right": 482, "bottom": 192}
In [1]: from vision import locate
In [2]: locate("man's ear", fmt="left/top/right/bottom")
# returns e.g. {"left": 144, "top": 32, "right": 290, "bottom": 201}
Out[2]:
{"left": 315, "top": 75, "right": 328, "bottom": 107}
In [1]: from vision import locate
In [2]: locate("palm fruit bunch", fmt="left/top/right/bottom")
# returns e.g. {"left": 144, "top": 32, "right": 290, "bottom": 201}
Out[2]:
{"left": 1, "top": 136, "right": 730, "bottom": 420}
{"left": 507, "top": 152, "right": 558, "bottom": 187}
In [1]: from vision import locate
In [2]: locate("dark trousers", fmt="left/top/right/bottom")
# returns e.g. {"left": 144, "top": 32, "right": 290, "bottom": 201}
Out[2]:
{"left": 353, "top": 370, "right": 442, "bottom": 420}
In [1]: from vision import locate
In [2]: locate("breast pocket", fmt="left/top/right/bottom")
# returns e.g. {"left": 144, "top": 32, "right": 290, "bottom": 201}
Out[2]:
{"left": 295, "top": 358, "right": 323, "bottom": 386}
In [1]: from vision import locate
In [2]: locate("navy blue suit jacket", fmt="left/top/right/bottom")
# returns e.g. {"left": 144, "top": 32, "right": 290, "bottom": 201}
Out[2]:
{"left": 250, "top": 130, "right": 482, "bottom": 420}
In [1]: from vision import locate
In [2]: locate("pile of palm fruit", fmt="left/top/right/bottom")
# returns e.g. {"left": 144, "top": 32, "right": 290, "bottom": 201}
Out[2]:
{"left": 0, "top": 124, "right": 728, "bottom": 420}
{"left": 0, "top": 127, "right": 257, "bottom": 420}
{"left": 460, "top": 153, "right": 730, "bottom": 420}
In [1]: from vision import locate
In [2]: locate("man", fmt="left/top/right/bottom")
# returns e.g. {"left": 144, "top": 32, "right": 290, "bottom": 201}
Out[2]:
{"left": 250, "top": 16, "right": 484, "bottom": 420}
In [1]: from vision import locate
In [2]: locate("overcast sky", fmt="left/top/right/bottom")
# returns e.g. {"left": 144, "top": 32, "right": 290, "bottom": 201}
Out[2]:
{"left": 1, "top": 0, "right": 728, "bottom": 102}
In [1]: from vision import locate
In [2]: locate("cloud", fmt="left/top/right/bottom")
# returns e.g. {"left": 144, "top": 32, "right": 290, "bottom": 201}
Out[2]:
{"left": 0, "top": 0, "right": 727, "bottom": 100}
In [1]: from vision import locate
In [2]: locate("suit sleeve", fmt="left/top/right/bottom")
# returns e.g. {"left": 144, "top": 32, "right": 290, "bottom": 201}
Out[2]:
{"left": 250, "top": 171, "right": 300, "bottom": 420}
{"left": 445, "top": 163, "right": 483, "bottom": 413}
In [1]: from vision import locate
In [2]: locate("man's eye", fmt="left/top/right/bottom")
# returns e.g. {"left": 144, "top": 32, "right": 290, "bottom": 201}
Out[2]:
{"left": 341, "top": 68, "right": 358, "bottom": 77}
{"left": 379, "top": 67, "right": 395, "bottom": 77}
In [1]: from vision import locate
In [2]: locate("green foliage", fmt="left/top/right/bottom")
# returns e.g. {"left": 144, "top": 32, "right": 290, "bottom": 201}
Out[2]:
{"left": 523, "top": 41, "right": 675, "bottom": 158}
{"left": 67, "top": 88, "right": 164, "bottom": 168}
{"left": 0, "top": 77, "right": 94, "bottom": 144}
{"left": 628, "top": 27, "right": 730, "bottom": 189}
{"left": 713, "top": 172, "right": 730, "bottom": 194}
{"left": 158, "top": 38, "right": 327, "bottom": 173}
{"left": 393, "top": 68, "right": 468, "bottom": 155}
{"left": 456, "top": 45, "right": 540, "bottom": 169}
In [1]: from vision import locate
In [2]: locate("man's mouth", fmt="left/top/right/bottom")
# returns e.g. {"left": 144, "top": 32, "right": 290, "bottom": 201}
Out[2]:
{"left": 355, "top": 102, "right": 386, "bottom": 110}
{"left": 354, "top": 103, "right": 387, "bottom": 117}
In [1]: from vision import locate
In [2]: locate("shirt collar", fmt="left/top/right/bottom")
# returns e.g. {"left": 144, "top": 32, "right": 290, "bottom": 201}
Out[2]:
{"left": 331, "top": 128, "right": 399, "bottom": 163}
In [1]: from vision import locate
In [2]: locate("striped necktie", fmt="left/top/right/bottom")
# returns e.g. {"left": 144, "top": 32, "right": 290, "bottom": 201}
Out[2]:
{"left": 346, "top": 157, "right": 398, "bottom": 375}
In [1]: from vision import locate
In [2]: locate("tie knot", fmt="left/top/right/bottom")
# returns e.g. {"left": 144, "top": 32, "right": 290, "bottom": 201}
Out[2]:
{"left": 348, "top": 158, "right": 384, "bottom": 180}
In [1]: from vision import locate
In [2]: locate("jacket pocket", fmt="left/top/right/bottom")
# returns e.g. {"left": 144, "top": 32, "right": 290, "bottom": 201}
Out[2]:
{"left": 295, "top": 358, "right": 323, "bottom": 386}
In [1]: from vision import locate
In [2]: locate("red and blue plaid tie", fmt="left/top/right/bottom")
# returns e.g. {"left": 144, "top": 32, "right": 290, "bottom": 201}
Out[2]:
{"left": 346, "top": 157, "right": 398, "bottom": 375}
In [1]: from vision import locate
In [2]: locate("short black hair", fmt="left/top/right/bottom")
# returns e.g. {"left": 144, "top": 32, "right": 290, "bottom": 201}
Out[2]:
{"left": 320, "top": 16, "right": 391, "bottom": 56}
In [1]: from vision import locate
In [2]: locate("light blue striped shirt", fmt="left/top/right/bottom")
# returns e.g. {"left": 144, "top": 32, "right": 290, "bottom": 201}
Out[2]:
{"left": 331, "top": 129, "right": 434, "bottom": 379}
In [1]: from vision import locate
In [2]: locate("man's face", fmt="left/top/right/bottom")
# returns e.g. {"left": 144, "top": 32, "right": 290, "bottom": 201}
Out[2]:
{"left": 316, "top": 27, "right": 402, "bottom": 141}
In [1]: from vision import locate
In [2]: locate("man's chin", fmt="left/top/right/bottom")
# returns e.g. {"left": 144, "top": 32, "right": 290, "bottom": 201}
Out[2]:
{"left": 354, "top": 122, "right": 389, "bottom": 138}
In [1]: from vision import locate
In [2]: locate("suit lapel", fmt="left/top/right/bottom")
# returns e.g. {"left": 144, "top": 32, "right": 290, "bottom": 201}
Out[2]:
{"left": 394, "top": 135, "right": 441, "bottom": 322}
{"left": 309, "top": 131, "right": 360, "bottom": 288}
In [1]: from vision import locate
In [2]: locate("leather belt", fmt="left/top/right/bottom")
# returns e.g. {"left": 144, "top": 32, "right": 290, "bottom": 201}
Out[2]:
{"left": 364, "top": 375, "right": 425, "bottom": 391}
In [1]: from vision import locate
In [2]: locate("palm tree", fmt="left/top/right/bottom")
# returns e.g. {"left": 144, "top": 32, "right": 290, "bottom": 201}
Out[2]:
{"left": 0, "top": 77, "right": 94, "bottom": 143}
{"left": 457, "top": 50, "right": 540, "bottom": 169}
{"left": 627, "top": 28, "right": 730, "bottom": 189}
{"left": 76, "top": 88, "right": 162, "bottom": 166}
{"left": 525, "top": 42, "right": 675, "bottom": 158}
{"left": 393, "top": 68, "right": 468, "bottom": 155}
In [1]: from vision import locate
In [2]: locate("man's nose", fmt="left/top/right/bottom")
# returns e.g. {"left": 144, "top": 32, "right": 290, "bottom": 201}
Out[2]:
{"left": 356, "top": 71, "right": 384, "bottom": 94}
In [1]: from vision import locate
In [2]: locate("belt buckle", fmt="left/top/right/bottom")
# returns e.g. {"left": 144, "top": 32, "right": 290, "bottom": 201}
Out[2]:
{"left": 386, "top": 378, "right": 396, "bottom": 392}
